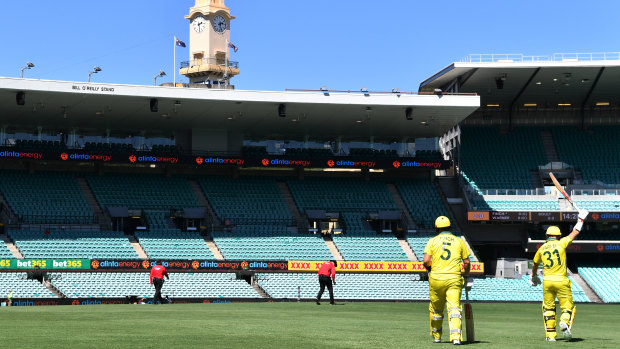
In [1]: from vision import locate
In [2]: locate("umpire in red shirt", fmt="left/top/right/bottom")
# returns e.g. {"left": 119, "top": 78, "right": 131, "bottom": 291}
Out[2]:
{"left": 150, "top": 260, "right": 169, "bottom": 304}
{"left": 316, "top": 260, "right": 337, "bottom": 305}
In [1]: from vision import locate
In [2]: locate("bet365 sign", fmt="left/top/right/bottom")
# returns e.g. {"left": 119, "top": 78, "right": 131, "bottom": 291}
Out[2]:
{"left": 0, "top": 259, "right": 89, "bottom": 269}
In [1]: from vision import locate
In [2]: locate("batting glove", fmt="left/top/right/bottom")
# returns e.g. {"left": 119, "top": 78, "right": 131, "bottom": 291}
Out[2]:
{"left": 530, "top": 275, "right": 541, "bottom": 287}
{"left": 464, "top": 277, "right": 474, "bottom": 291}
{"left": 575, "top": 209, "right": 589, "bottom": 231}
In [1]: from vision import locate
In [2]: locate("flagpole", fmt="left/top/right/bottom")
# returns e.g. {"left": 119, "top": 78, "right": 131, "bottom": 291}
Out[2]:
{"left": 225, "top": 39, "right": 228, "bottom": 86}
{"left": 173, "top": 36, "right": 176, "bottom": 86}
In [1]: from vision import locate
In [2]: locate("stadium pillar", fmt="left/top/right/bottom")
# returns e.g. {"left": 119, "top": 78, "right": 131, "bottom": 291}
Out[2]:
{"left": 400, "top": 138, "right": 408, "bottom": 156}
{"left": 69, "top": 129, "right": 78, "bottom": 148}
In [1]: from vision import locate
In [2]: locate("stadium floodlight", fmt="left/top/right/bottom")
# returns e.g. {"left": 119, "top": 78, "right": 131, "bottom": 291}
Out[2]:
{"left": 392, "top": 88, "right": 400, "bottom": 94}
{"left": 320, "top": 86, "right": 328, "bottom": 91}
{"left": 360, "top": 87, "right": 369, "bottom": 95}
{"left": 88, "top": 66, "right": 102, "bottom": 82}
{"left": 434, "top": 88, "right": 443, "bottom": 95}
{"left": 20, "top": 62, "right": 35, "bottom": 78}
{"left": 154, "top": 70, "right": 166, "bottom": 86}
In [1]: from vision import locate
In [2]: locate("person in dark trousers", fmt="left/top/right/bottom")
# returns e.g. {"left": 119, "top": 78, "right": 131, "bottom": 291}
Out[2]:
{"left": 150, "top": 260, "right": 169, "bottom": 304}
{"left": 316, "top": 260, "right": 337, "bottom": 305}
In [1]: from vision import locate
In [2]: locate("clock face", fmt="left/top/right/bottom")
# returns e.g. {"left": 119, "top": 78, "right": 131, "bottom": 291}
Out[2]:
{"left": 212, "top": 14, "right": 227, "bottom": 33}
{"left": 192, "top": 15, "right": 207, "bottom": 33}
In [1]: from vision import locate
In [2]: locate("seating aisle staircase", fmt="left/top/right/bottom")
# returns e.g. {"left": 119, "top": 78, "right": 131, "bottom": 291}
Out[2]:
{"left": 322, "top": 234, "right": 344, "bottom": 261}
{"left": 540, "top": 130, "right": 560, "bottom": 163}
{"left": 567, "top": 269, "right": 602, "bottom": 303}
{"left": 43, "top": 279, "right": 66, "bottom": 298}
{"left": 127, "top": 234, "right": 149, "bottom": 259}
{"left": 277, "top": 181, "right": 308, "bottom": 234}
{"left": 397, "top": 238, "right": 418, "bottom": 261}
{"left": 76, "top": 176, "right": 111, "bottom": 229}
{"left": 203, "top": 234, "right": 225, "bottom": 260}
{"left": 386, "top": 183, "right": 417, "bottom": 230}
{"left": 188, "top": 179, "right": 221, "bottom": 227}
{"left": 1, "top": 232, "right": 24, "bottom": 258}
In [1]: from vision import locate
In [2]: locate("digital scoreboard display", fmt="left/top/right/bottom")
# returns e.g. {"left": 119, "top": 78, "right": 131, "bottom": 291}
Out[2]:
{"left": 467, "top": 211, "right": 620, "bottom": 222}
{"left": 530, "top": 212, "right": 561, "bottom": 222}
{"left": 490, "top": 211, "right": 529, "bottom": 221}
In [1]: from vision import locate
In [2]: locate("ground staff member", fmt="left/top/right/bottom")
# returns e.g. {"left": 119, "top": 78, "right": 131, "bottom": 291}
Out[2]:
{"left": 316, "top": 260, "right": 337, "bottom": 305}
{"left": 423, "top": 216, "right": 470, "bottom": 345}
{"left": 150, "top": 260, "right": 169, "bottom": 304}
{"left": 530, "top": 210, "right": 588, "bottom": 342}
{"left": 7, "top": 289, "right": 13, "bottom": 307}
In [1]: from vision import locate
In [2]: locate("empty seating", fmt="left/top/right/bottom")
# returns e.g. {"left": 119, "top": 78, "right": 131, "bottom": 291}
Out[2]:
{"left": 212, "top": 225, "right": 332, "bottom": 261}
{"left": 50, "top": 272, "right": 259, "bottom": 298}
{"left": 572, "top": 200, "right": 620, "bottom": 211}
{"left": 83, "top": 142, "right": 135, "bottom": 154}
{"left": 9, "top": 230, "right": 138, "bottom": 259}
{"left": 553, "top": 126, "right": 620, "bottom": 185}
{"left": 257, "top": 273, "right": 428, "bottom": 300}
{"left": 474, "top": 199, "right": 560, "bottom": 211}
{"left": 287, "top": 177, "right": 397, "bottom": 214}
{"left": 406, "top": 232, "right": 436, "bottom": 259}
{"left": 87, "top": 174, "right": 200, "bottom": 210}
{"left": 0, "top": 171, "right": 93, "bottom": 224}
{"left": 332, "top": 213, "right": 408, "bottom": 261}
{"left": 0, "top": 243, "right": 13, "bottom": 258}
{"left": 199, "top": 177, "right": 291, "bottom": 224}
{"left": 460, "top": 127, "right": 546, "bottom": 190}
{"left": 0, "top": 272, "right": 56, "bottom": 298}
{"left": 395, "top": 179, "right": 450, "bottom": 228}
{"left": 577, "top": 266, "right": 620, "bottom": 303}
{"left": 135, "top": 230, "right": 215, "bottom": 259}
{"left": 467, "top": 275, "right": 589, "bottom": 302}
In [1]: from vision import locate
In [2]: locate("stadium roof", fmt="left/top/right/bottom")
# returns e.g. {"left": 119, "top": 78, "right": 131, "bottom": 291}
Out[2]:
{"left": 0, "top": 77, "right": 478, "bottom": 142}
{"left": 419, "top": 53, "right": 620, "bottom": 108}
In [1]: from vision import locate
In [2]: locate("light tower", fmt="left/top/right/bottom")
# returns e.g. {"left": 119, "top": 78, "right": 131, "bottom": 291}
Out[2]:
{"left": 179, "top": 0, "right": 240, "bottom": 86}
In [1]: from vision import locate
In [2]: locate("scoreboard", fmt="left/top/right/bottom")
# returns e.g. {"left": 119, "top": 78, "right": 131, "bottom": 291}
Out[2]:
{"left": 468, "top": 211, "right": 620, "bottom": 223}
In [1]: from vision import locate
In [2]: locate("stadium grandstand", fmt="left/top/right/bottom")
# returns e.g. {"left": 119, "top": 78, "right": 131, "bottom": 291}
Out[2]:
{"left": 0, "top": 1, "right": 618, "bottom": 309}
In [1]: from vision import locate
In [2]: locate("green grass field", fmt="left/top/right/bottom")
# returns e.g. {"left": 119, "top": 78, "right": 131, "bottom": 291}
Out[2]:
{"left": 1, "top": 302, "right": 619, "bottom": 348}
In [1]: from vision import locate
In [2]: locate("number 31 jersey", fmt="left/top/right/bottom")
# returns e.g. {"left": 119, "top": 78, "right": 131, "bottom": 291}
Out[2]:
{"left": 424, "top": 232, "right": 469, "bottom": 280}
{"left": 533, "top": 236, "right": 572, "bottom": 281}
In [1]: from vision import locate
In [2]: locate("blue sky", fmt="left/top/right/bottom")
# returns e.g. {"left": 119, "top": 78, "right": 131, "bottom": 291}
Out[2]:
{"left": 0, "top": 0, "right": 618, "bottom": 91}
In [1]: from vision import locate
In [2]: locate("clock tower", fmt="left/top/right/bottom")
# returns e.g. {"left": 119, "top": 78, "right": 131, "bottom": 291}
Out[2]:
{"left": 179, "top": 0, "right": 240, "bottom": 85}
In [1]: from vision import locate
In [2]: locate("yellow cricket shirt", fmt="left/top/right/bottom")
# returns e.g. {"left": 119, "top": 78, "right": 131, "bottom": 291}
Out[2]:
{"left": 424, "top": 232, "right": 469, "bottom": 280}
{"left": 533, "top": 236, "right": 572, "bottom": 281}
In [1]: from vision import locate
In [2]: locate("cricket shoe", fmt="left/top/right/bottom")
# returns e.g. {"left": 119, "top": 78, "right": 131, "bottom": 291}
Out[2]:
{"left": 560, "top": 322, "right": 572, "bottom": 340}
{"left": 452, "top": 339, "right": 461, "bottom": 345}
{"left": 315, "top": 299, "right": 320, "bottom": 305}
{"left": 433, "top": 339, "right": 441, "bottom": 343}
{"left": 545, "top": 338, "right": 556, "bottom": 342}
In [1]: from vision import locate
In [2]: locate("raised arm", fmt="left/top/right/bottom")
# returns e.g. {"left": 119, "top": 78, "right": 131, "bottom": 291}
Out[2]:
{"left": 568, "top": 210, "right": 589, "bottom": 241}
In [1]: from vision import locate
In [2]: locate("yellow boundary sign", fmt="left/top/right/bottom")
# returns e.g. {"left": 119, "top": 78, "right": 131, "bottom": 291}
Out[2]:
{"left": 288, "top": 261, "right": 484, "bottom": 273}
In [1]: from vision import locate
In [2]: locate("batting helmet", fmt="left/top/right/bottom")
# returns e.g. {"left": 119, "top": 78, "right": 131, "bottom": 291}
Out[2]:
{"left": 435, "top": 216, "right": 451, "bottom": 229}
{"left": 546, "top": 226, "right": 561, "bottom": 236}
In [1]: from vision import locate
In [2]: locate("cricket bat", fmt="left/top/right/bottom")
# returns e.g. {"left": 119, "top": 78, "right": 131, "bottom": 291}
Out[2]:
{"left": 549, "top": 172, "right": 579, "bottom": 210}
{"left": 463, "top": 280, "right": 475, "bottom": 342}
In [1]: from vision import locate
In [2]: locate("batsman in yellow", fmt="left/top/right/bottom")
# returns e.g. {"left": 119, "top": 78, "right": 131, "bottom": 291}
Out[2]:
{"left": 530, "top": 209, "right": 589, "bottom": 341}
{"left": 423, "top": 216, "right": 470, "bottom": 345}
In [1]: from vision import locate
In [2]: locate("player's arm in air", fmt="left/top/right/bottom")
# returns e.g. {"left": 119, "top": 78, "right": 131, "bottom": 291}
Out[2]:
{"left": 568, "top": 210, "right": 589, "bottom": 241}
